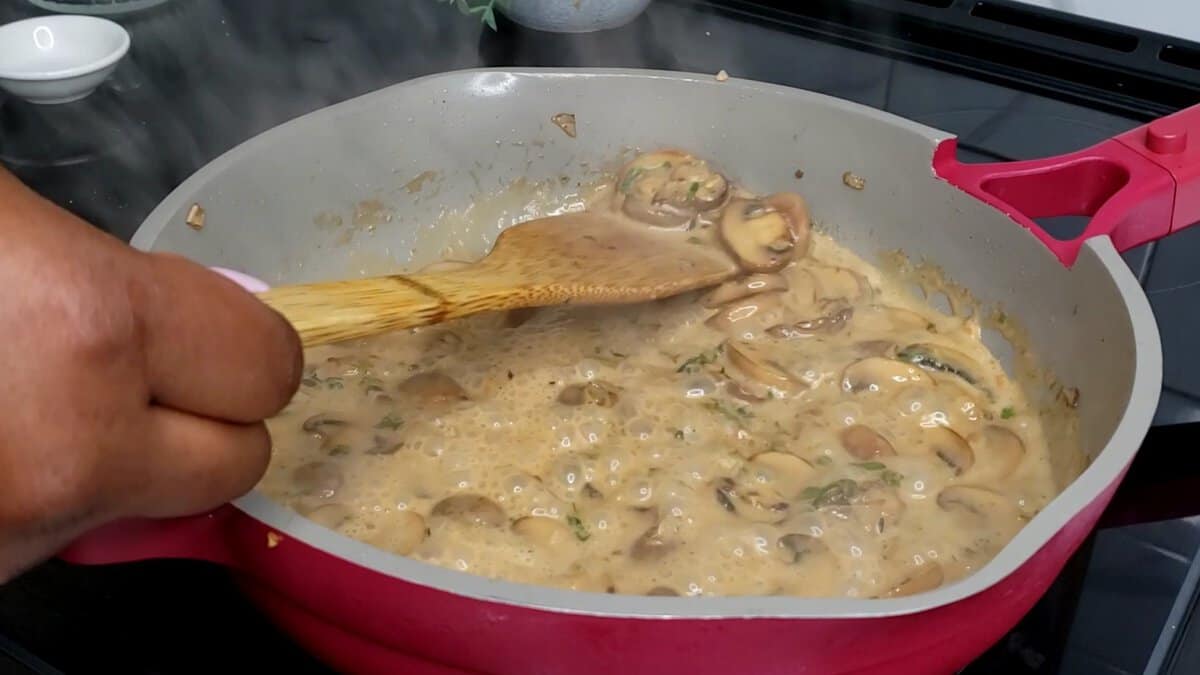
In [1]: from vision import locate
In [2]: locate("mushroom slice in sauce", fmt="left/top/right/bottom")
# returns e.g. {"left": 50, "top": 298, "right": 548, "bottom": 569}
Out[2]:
{"left": 936, "top": 486, "right": 1023, "bottom": 541}
{"left": 705, "top": 273, "right": 789, "bottom": 307}
{"left": 388, "top": 511, "right": 428, "bottom": 555}
{"left": 705, "top": 292, "right": 786, "bottom": 336}
{"left": 291, "top": 462, "right": 343, "bottom": 499}
{"left": 557, "top": 381, "right": 620, "bottom": 407}
{"left": 744, "top": 451, "right": 817, "bottom": 499}
{"left": 776, "top": 534, "right": 841, "bottom": 593}
{"left": 767, "top": 302, "right": 854, "bottom": 339}
{"left": 897, "top": 343, "right": 983, "bottom": 387}
{"left": 614, "top": 150, "right": 730, "bottom": 229}
{"left": 399, "top": 372, "right": 469, "bottom": 403}
{"left": 630, "top": 522, "right": 677, "bottom": 561}
{"left": 879, "top": 562, "right": 945, "bottom": 598}
{"left": 840, "top": 425, "right": 896, "bottom": 459}
{"left": 719, "top": 194, "right": 810, "bottom": 272}
{"left": 430, "top": 494, "right": 507, "bottom": 528}
{"left": 926, "top": 426, "right": 975, "bottom": 475}
{"left": 713, "top": 477, "right": 790, "bottom": 524}
{"left": 302, "top": 413, "right": 348, "bottom": 440}
{"left": 841, "top": 357, "right": 930, "bottom": 395}
{"left": 966, "top": 425, "right": 1026, "bottom": 479}
{"left": 512, "top": 516, "right": 573, "bottom": 547}
{"left": 725, "top": 339, "right": 803, "bottom": 394}
{"left": 295, "top": 502, "right": 353, "bottom": 530}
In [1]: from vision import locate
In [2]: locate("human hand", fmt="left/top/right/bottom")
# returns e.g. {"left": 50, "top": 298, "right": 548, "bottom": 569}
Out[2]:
{"left": 0, "top": 168, "right": 301, "bottom": 581}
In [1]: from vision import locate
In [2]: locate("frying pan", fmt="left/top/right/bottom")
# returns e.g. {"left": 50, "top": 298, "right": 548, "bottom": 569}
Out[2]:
{"left": 58, "top": 68, "right": 1187, "bottom": 675}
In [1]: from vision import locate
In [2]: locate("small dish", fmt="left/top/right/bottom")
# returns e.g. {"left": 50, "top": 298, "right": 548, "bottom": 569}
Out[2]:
{"left": 0, "top": 15, "right": 130, "bottom": 104}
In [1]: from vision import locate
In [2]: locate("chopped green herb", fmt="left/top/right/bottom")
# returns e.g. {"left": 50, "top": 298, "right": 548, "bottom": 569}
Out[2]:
{"left": 677, "top": 347, "right": 721, "bottom": 373}
{"left": 1001, "top": 406, "right": 1016, "bottom": 419}
{"left": 881, "top": 470, "right": 903, "bottom": 487}
{"left": 324, "top": 377, "right": 344, "bottom": 390}
{"left": 852, "top": 461, "right": 887, "bottom": 471}
{"left": 686, "top": 236, "right": 704, "bottom": 245}
{"left": 704, "top": 399, "right": 753, "bottom": 424}
{"left": 375, "top": 413, "right": 404, "bottom": 431}
{"left": 619, "top": 167, "right": 644, "bottom": 193}
{"left": 814, "top": 455, "right": 833, "bottom": 466}
{"left": 806, "top": 479, "right": 860, "bottom": 508}
{"left": 688, "top": 181, "right": 700, "bottom": 199}
{"left": 566, "top": 507, "right": 591, "bottom": 541}
{"left": 326, "top": 444, "right": 350, "bottom": 457}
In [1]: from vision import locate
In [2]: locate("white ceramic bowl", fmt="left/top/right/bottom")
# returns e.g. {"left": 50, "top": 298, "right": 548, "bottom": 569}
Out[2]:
{"left": 500, "top": 0, "right": 652, "bottom": 33}
{"left": 0, "top": 15, "right": 130, "bottom": 104}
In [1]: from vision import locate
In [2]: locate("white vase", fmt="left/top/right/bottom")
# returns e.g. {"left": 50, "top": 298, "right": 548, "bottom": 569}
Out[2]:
{"left": 499, "top": 0, "right": 652, "bottom": 33}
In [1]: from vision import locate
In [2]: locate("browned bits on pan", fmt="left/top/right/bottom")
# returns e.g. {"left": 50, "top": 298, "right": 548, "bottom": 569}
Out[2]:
{"left": 794, "top": 169, "right": 805, "bottom": 180}
{"left": 185, "top": 203, "right": 206, "bottom": 230}
{"left": 842, "top": 171, "right": 866, "bottom": 191}
{"left": 266, "top": 531, "right": 282, "bottom": 549}
{"left": 715, "top": 69, "right": 730, "bottom": 82}
{"left": 551, "top": 112, "right": 577, "bottom": 138}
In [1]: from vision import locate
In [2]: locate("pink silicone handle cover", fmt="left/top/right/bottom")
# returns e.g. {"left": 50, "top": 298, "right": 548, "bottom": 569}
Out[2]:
{"left": 934, "top": 103, "right": 1200, "bottom": 266}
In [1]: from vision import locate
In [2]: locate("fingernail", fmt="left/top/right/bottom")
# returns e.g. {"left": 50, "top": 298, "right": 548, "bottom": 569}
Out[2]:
{"left": 210, "top": 267, "right": 270, "bottom": 293}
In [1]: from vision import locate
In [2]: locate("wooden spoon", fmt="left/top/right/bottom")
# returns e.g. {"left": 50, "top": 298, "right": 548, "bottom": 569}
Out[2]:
{"left": 258, "top": 212, "right": 740, "bottom": 347}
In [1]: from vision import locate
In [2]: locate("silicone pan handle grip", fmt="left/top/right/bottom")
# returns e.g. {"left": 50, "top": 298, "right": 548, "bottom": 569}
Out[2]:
{"left": 933, "top": 103, "right": 1200, "bottom": 266}
{"left": 58, "top": 506, "right": 240, "bottom": 567}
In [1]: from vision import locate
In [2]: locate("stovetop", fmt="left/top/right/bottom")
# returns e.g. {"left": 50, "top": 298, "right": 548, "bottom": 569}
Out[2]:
{"left": 2, "top": 1, "right": 1200, "bottom": 673}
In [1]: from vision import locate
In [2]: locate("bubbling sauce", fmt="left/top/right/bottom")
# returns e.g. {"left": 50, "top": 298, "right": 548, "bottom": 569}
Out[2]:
{"left": 259, "top": 149, "right": 1069, "bottom": 598}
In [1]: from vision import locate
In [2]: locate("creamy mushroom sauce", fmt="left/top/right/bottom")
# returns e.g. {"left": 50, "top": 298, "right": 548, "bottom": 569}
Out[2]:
{"left": 259, "top": 149, "right": 1066, "bottom": 599}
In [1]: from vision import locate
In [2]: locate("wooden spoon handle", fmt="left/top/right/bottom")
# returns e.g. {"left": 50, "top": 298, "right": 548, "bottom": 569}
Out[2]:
{"left": 258, "top": 274, "right": 459, "bottom": 348}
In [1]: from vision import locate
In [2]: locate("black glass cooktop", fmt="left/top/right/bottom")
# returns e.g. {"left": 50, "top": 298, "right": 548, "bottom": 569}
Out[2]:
{"left": 2, "top": 1, "right": 1200, "bottom": 673}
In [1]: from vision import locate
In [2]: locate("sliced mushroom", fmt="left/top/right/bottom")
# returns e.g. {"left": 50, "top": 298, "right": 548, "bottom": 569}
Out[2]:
{"left": 841, "top": 357, "right": 930, "bottom": 395}
{"left": 296, "top": 502, "right": 352, "bottom": 530}
{"left": 292, "top": 462, "right": 343, "bottom": 499}
{"left": 614, "top": 150, "right": 730, "bottom": 229}
{"left": 513, "top": 516, "right": 573, "bottom": 547}
{"left": 705, "top": 292, "right": 785, "bottom": 335}
{"left": 399, "top": 372, "right": 469, "bottom": 403}
{"left": 767, "top": 303, "right": 853, "bottom": 339}
{"left": 776, "top": 534, "right": 841, "bottom": 593}
{"left": 811, "top": 266, "right": 871, "bottom": 303}
{"left": 705, "top": 273, "right": 789, "bottom": 307}
{"left": 557, "top": 381, "right": 620, "bottom": 407}
{"left": 725, "top": 340, "right": 802, "bottom": 394}
{"left": 302, "top": 414, "right": 347, "bottom": 440}
{"left": 936, "top": 486, "right": 1022, "bottom": 539}
{"left": 630, "top": 523, "right": 677, "bottom": 561}
{"left": 926, "top": 426, "right": 975, "bottom": 475}
{"left": 719, "top": 195, "right": 810, "bottom": 272}
{"left": 897, "top": 344, "right": 983, "bottom": 387}
{"left": 879, "top": 562, "right": 944, "bottom": 598}
{"left": 713, "top": 477, "right": 790, "bottom": 524}
{"left": 966, "top": 425, "right": 1026, "bottom": 479}
{"left": 391, "top": 510, "right": 428, "bottom": 555}
{"left": 840, "top": 425, "right": 896, "bottom": 459}
{"left": 646, "top": 586, "right": 679, "bottom": 596}
{"left": 744, "top": 451, "right": 816, "bottom": 499}
{"left": 430, "top": 494, "right": 506, "bottom": 528}
{"left": 854, "top": 340, "right": 896, "bottom": 357}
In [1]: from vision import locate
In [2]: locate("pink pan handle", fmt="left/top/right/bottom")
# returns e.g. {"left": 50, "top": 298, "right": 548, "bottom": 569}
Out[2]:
{"left": 934, "top": 103, "right": 1200, "bottom": 266}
